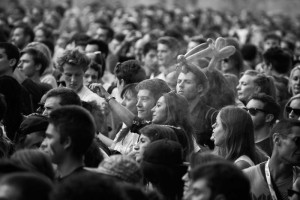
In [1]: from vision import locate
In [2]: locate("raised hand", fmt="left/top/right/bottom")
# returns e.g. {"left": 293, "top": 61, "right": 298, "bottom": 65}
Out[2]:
{"left": 89, "top": 83, "right": 109, "bottom": 99}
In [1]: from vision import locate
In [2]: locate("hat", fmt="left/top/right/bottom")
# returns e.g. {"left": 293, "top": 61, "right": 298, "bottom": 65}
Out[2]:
{"left": 18, "top": 114, "right": 49, "bottom": 136}
{"left": 142, "top": 139, "right": 183, "bottom": 167}
{"left": 96, "top": 155, "right": 142, "bottom": 184}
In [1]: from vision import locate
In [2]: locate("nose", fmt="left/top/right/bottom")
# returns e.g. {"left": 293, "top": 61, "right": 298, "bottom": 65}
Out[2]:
{"left": 151, "top": 105, "right": 156, "bottom": 112}
{"left": 42, "top": 108, "right": 49, "bottom": 116}
{"left": 289, "top": 110, "right": 297, "bottom": 119}
{"left": 134, "top": 143, "right": 139, "bottom": 151}
{"left": 71, "top": 75, "right": 77, "bottom": 82}
{"left": 136, "top": 99, "right": 142, "bottom": 108}
{"left": 182, "top": 172, "right": 189, "bottom": 182}
{"left": 39, "top": 139, "right": 48, "bottom": 151}
{"left": 121, "top": 98, "right": 126, "bottom": 107}
{"left": 236, "top": 83, "right": 241, "bottom": 90}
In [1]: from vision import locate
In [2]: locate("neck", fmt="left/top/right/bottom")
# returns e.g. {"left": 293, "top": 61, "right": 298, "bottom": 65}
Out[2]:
{"left": 268, "top": 154, "right": 293, "bottom": 181}
{"left": 162, "top": 62, "right": 176, "bottom": 75}
{"left": 188, "top": 95, "right": 202, "bottom": 112}
{"left": 30, "top": 74, "right": 41, "bottom": 83}
{"left": 254, "top": 126, "right": 271, "bottom": 143}
{"left": 56, "top": 156, "right": 84, "bottom": 178}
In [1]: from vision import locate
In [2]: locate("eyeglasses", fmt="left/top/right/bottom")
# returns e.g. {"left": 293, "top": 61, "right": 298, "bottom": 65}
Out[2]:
{"left": 288, "top": 189, "right": 300, "bottom": 197}
{"left": 243, "top": 107, "right": 267, "bottom": 116}
{"left": 286, "top": 106, "right": 300, "bottom": 116}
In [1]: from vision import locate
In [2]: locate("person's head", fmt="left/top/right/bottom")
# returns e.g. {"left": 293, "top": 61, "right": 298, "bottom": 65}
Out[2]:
{"left": 83, "top": 61, "right": 102, "bottom": 87}
{"left": 34, "top": 26, "right": 53, "bottom": 43}
{"left": 246, "top": 93, "right": 280, "bottom": 130}
{"left": 190, "top": 161, "right": 251, "bottom": 200}
{"left": 135, "top": 124, "right": 178, "bottom": 162}
{"left": 10, "top": 149, "right": 55, "bottom": 181}
{"left": 18, "top": 47, "right": 49, "bottom": 78}
{"left": 50, "top": 173, "right": 127, "bottom": 200}
{"left": 0, "top": 42, "right": 20, "bottom": 75}
{"left": 270, "top": 119, "right": 300, "bottom": 165}
{"left": 262, "top": 46, "right": 292, "bottom": 75}
{"left": 15, "top": 114, "right": 49, "bottom": 150}
{"left": 42, "top": 87, "right": 82, "bottom": 116}
{"left": 136, "top": 79, "right": 170, "bottom": 120}
{"left": 57, "top": 49, "right": 91, "bottom": 92}
{"left": 96, "top": 155, "right": 142, "bottom": 185}
{"left": 0, "top": 172, "right": 53, "bottom": 200}
{"left": 211, "top": 106, "right": 256, "bottom": 162}
{"left": 121, "top": 83, "right": 138, "bottom": 115}
{"left": 289, "top": 65, "right": 300, "bottom": 96}
{"left": 141, "top": 139, "right": 185, "bottom": 200}
{"left": 221, "top": 48, "right": 244, "bottom": 78}
{"left": 176, "top": 63, "right": 209, "bottom": 101}
{"left": 85, "top": 39, "right": 109, "bottom": 58}
{"left": 11, "top": 23, "right": 34, "bottom": 50}
{"left": 187, "top": 36, "right": 206, "bottom": 52}
{"left": 157, "top": 36, "right": 179, "bottom": 67}
{"left": 284, "top": 94, "right": 300, "bottom": 120}
{"left": 263, "top": 32, "right": 281, "bottom": 52}
{"left": 95, "top": 25, "right": 114, "bottom": 44}
{"left": 114, "top": 60, "right": 146, "bottom": 93}
{"left": 241, "top": 43, "right": 258, "bottom": 63}
{"left": 237, "top": 70, "right": 277, "bottom": 104}
{"left": 134, "top": 39, "right": 146, "bottom": 63}
{"left": 26, "top": 41, "right": 52, "bottom": 66}
{"left": 43, "top": 105, "right": 95, "bottom": 164}
{"left": 142, "top": 41, "right": 158, "bottom": 73}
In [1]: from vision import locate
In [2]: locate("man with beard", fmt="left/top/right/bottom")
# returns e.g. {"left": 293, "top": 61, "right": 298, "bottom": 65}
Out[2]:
{"left": 245, "top": 93, "right": 280, "bottom": 156}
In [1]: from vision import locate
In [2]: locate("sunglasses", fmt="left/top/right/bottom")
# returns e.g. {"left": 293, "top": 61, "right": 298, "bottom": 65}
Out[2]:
{"left": 288, "top": 189, "right": 300, "bottom": 197}
{"left": 244, "top": 107, "right": 267, "bottom": 116}
{"left": 222, "top": 58, "right": 229, "bottom": 63}
{"left": 286, "top": 106, "right": 300, "bottom": 116}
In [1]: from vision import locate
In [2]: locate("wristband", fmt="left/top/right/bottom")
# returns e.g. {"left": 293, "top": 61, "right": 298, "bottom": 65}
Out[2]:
{"left": 105, "top": 95, "right": 115, "bottom": 102}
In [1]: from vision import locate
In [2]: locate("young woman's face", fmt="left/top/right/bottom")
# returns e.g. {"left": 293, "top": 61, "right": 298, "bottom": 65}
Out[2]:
{"left": 287, "top": 99, "right": 300, "bottom": 120}
{"left": 290, "top": 69, "right": 300, "bottom": 96}
{"left": 134, "top": 134, "right": 151, "bottom": 162}
{"left": 211, "top": 113, "right": 226, "bottom": 147}
{"left": 151, "top": 96, "right": 167, "bottom": 124}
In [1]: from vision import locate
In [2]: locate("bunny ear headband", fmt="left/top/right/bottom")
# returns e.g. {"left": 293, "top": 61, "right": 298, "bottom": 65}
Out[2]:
{"left": 177, "top": 37, "right": 236, "bottom": 72}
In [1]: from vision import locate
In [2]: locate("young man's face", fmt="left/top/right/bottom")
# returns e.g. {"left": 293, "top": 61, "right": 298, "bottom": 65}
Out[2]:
{"left": 11, "top": 28, "right": 28, "bottom": 49}
{"left": 96, "top": 28, "right": 109, "bottom": 43}
{"left": 42, "top": 123, "right": 66, "bottom": 164}
{"left": 190, "top": 179, "right": 212, "bottom": 200}
{"left": 42, "top": 96, "right": 62, "bottom": 117}
{"left": 62, "top": 63, "right": 84, "bottom": 93}
{"left": 0, "top": 48, "right": 12, "bottom": 75}
{"left": 157, "top": 43, "right": 175, "bottom": 68}
{"left": 136, "top": 89, "right": 156, "bottom": 120}
{"left": 143, "top": 49, "right": 158, "bottom": 70}
{"left": 246, "top": 99, "right": 267, "bottom": 131}
{"left": 18, "top": 53, "right": 38, "bottom": 78}
{"left": 263, "top": 38, "right": 280, "bottom": 52}
{"left": 176, "top": 72, "right": 201, "bottom": 101}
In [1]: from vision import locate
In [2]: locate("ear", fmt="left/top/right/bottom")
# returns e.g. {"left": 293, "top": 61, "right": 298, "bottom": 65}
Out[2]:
{"left": 197, "top": 84, "right": 204, "bottom": 94}
{"left": 265, "top": 114, "right": 274, "bottom": 124}
{"left": 273, "top": 132, "right": 281, "bottom": 146}
{"left": 9, "top": 58, "right": 17, "bottom": 68}
{"left": 63, "top": 136, "right": 72, "bottom": 150}
{"left": 35, "top": 64, "right": 42, "bottom": 72}
{"left": 120, "top": 79, "right": 125, "bottom": 87}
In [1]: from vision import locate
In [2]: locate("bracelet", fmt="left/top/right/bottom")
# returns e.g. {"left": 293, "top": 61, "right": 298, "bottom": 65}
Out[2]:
{"left": 105, "top": 95, "right": 115, "bottom": 102}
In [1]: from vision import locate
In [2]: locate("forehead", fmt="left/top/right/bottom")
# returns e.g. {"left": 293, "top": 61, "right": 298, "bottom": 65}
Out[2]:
{"left": 157, "top": 43, "right": 171, "bottom": 50}
{"left": 45, "top": 96, "right": 61, "bottom": 106}
{"left": 63, "top": 63, "right": 84, "bottom": 73}
{"left": 137, "top": 89, "right": 153, "bottom": 97}
{"left": 239, "top": 74, "right": 255, "bottom": 83}
{"left": 178, "top": 71, "right": 197, "bottom": 81}
{"left": 292, "top": 69, "right": 300, "bottom": 76}
{"left": 13, "top": 27, "right": 24, "bottom": 34}
{"left": 247, "top": 99, "right": 264, "bottom": 108}
{"left": 85, "top": 68, "right": 98, "bottom": 75}
{"left": 290, "top": 99, "right": 300, "bottom": 108}
{"left": 20, "top": 53, "right": 33, "bottom": 60}
{"left": 85, "top": 44, "right": 99, "bottom": 51}
{"left": 146, "top": 49, "right": 157, "bottom": 55}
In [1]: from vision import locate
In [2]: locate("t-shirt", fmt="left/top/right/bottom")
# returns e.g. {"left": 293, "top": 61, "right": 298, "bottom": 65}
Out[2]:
{"left": 243, "top": 163, "right": 292, "bottom": 200}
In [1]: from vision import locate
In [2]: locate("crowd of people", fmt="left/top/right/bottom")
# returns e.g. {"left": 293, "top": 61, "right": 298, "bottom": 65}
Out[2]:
{"left": 0, "top": 1, "right": 300, "bottom": 200}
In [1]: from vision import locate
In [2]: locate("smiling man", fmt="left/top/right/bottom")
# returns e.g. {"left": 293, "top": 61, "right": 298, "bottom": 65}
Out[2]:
{"left": 244, "top": 119, "right": 300, "bottom": 200}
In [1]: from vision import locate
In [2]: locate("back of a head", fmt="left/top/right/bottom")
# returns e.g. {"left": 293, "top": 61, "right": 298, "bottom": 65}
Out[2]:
{"left": 0, "top": 42, "right": 20, "bottom": 71}
{"left": 87, "top": 39, "right": 109, "bottom": 58}
{"left": 0, "top": 172, "right": 53, "bottom": 200}
{"left": 114, "top": 60, "right": 146, "bottom": 85}
{"left": 241, "top": 44, "right": 258, "bottom": 61}
{"left": 139, "top": 124, "right": 178, "bottom": 142}
{"left": 191, "top": 161, "right": 251, "bottom": 200}
{"left": 45, "top": 87, "right": 82, "bottom": 106}
{"left": 49, "top": 105, "right": 95, "bottom": 156}
{"left": 57, "top": 48, "right": 90, "bottom": 72}
{"left": 263, "top": 46, "right": 292, "bottom": 74}
{"left": 136, "top": 78, "right": 171, "bottom": 101}
{"left": 50, "top": 173, "right": 128, "bottom": 200}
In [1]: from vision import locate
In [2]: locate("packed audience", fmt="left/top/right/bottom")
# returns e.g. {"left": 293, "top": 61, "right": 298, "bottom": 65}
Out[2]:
{"left": 0, "top": 1, "right": 300, "bottom": 200}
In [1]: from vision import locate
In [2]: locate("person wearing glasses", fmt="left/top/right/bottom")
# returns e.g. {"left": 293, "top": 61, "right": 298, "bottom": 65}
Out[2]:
{"left": 246, "top": 93, "right": 281, "bottom": 156}
{"left": 244, "top": 119, "right": 300, "bottom": 200}
{"left": 284, "top": 94, "right": 300, "bottom": 120}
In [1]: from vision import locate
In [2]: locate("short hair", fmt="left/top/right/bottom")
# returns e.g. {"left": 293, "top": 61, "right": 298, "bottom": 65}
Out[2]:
{"left": 263, "top": 47, "right": 292, "bottom": 74}
{"left": 68, "top": 33, "right": 90, "bottom": 47}
{"left": 136, "top": 78, "right": 171, "bottom": 101}
{"left": 157, "top": 36, "right": 179, "bottom": 55}
{"left": 249, "top": 93, "right": 280, "bottom": 124}
{"left": 13, "top": 23, "right": 35, "bottom": 43}
{"left": 0, "top": 42, "right": 20, "bottom": 71}
{"left": 120, "top": 83, "right": 138, "bottom": 99}
{"left": 20, "top": 47, "right": 50, "bottom": 75}
{"left": 49, "top": 105, "right": 95, "bottom": 156}
{"left": 0, "top": 172, "right": 53, "bottom": 200}
{"left": 114, "top": 60, "right": 146, "bottom": 85}
{"left": 142, "top": 41, "right": 157, "bottom": 56}
{"left": 44, "top": 87, "right": 82, "bottom": 106}
{"left": 139, "top": 124, "right": 178, "bottom": 142}
{"left": 88, "top": 61, "right": 103, "bottom": 79}
{"left": 86, "top": 39, "right": 109, "bottom": 58}
{"left": 264, "top": 32, "right": 281, "bottom": 43}
{"left": 271, "top": 119, "right": 300, "bottom": 137}
{"left": 57, "top": 49, "right": 90, "bottom": 72}
{"left": 191, "top": 161, "right": 251, "bottom": 200}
